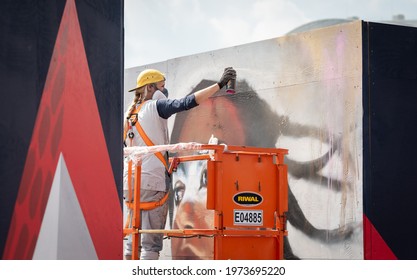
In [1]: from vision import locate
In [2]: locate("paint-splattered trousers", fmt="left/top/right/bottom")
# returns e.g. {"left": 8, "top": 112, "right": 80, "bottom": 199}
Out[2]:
{"left": 124, "top": 190, "right": 168, "bottom": 260}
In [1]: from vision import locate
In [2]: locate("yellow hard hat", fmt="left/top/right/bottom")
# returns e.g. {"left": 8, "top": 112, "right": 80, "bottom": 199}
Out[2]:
{"left": 128, "top": 69, "right": 165, "bottom": 92}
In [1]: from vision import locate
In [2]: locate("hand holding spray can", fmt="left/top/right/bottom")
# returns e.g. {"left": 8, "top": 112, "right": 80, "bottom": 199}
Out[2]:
{"left": 226, "top": 68, "right": 236, "bottom": 94}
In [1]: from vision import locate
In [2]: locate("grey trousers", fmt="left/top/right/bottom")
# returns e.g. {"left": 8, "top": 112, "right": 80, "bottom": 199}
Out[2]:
{"left": 124, "top": 190, "right": 168, "bottom": 259}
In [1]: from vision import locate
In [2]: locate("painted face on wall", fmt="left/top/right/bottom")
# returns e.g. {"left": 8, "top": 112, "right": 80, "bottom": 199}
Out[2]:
{"left": 170, "top": 160, "right": 212, "bottom": 259}
{"left": 170, "top": 96, "right": 246, "bottom": 259}
{"left": 168, "top": 78, "right": 360, "bottom": 260}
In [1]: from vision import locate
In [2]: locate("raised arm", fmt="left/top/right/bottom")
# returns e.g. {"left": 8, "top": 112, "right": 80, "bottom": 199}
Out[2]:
{"left": 194, "top": 67, "right": 236, "bottom": 104}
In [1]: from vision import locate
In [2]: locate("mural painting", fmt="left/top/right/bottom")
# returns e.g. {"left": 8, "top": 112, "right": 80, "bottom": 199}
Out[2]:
{"left": 124, "top": 20, "right": 363, "bottom": 259}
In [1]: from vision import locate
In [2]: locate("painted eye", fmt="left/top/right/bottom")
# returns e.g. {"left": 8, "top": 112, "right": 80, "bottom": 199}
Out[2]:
{"left": 174, "top": 180, "right": 185, "bottom": 206}
{"left": 199, "top": 168, "right": 207, "bottom": 190}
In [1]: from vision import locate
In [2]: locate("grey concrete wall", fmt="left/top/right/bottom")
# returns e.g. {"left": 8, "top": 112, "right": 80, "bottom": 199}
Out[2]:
{"left": 125, "top": 20, "right": 364, "bottom": 259}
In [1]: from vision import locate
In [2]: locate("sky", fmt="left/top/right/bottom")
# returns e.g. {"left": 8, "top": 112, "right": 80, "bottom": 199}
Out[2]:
{"left": 124, "top": 0, "right": 417, "bottom": 69}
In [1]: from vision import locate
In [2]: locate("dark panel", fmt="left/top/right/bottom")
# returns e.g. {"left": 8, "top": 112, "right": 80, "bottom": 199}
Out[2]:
{"left": 75, "top": 0, "right": 124, "bottom": 201}
{"left": 365, "top": 22, "right": 417, "bottom": 259}
{"left": 0, "top": 0, "right": 123, "bottom": 258}
{"left": 0, "top": 0, "right": 66, "bottom": 258}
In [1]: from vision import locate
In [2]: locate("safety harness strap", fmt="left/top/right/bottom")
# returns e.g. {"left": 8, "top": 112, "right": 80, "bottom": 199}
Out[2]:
{"left": 124, "top": 100, "right": 169, "bottom": 212}
{"left": 133, "top": 121, "right": 169, "bottom": 170}
{"left": 124, "top": 101, "right": 169, "bottom": 170}
{"left": 125, "top": 192, "right": 169, "bottom": 211}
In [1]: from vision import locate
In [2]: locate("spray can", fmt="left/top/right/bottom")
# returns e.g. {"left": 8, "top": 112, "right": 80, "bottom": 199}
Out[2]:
{"left": 226, "top": 68, "right": 236, "bottom": 94}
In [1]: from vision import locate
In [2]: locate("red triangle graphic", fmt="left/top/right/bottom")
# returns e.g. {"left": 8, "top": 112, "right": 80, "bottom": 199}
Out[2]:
{"left": 363, "top": 214, "right": 397, "bottom": 259}
{"left": 3, "top": 0, "right": 122, "bottom": 259}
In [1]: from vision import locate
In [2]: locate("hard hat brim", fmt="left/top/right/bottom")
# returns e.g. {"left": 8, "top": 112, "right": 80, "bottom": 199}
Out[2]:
{"left": 128, "top": 87, "right": 138, "bottom": 92}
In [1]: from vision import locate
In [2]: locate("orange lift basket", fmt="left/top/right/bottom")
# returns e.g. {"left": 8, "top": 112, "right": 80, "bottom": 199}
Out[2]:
{"left": 123, "top": 144, "right": 288, "bottom": 260}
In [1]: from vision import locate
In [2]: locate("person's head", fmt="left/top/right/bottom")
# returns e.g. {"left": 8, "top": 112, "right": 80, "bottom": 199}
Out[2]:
{"left": 125, "top": 69, "right": 166, "bottom": 119}
{"left": 129, "top": 69, "right": 165, "bottom": 99}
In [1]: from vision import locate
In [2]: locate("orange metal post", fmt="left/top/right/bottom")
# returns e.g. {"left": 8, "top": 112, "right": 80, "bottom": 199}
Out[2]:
{"left": 276, "top": 162, "right": 288, "bottom": 259}
{"left": 131, "top": 164, "right": 141, "bottom": 260}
